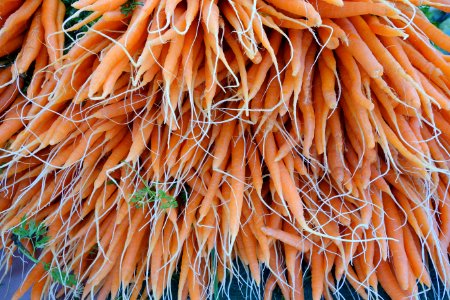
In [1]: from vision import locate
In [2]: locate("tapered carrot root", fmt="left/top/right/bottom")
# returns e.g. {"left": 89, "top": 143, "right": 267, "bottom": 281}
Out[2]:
{"left": 0, "top": 0, "right": 450, "bottom": 299}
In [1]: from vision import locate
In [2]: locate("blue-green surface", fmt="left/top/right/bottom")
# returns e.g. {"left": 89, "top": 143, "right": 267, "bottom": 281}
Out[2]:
{"left": 421, "top": 6, "right": 450, "bottom": 54}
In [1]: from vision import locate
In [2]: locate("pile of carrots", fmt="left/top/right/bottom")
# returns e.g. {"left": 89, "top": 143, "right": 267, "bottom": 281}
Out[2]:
{"left": 1, "top": 0, "right": 450, "bottom": 299}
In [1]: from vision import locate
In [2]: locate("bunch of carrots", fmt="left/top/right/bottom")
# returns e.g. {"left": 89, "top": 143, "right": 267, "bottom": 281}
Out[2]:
{"left": 1, "top": 0, "right": 450, "bottom": 299}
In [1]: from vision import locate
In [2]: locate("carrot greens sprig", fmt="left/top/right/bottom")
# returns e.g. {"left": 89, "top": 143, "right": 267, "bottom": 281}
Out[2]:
{"left": 12, "top": 216, "right": 50, "bottom": 253}
{"left": 123, "top": 162, "right": 178, "bottom": 209}
{"left": 11, "top": 217, "right": 78, "bottom": 288}
{"left": 43, "top": 263, "right": 78, "bottom": 287}
{"left": 120, "top": 0, "right": 143, "bottom": 16}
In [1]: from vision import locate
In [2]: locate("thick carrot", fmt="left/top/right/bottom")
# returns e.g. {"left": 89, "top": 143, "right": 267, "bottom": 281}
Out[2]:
{"left": 15, "top": 12, "right": 43, "bottom": 73}
{"left": 0, "top": 0, "right": 41, "bottom": 46}
{"left": 0, "top": 33, "right": 25, "bottom": 57}
{"left": 41, "top": 0, "right": 60, "bottom": 66}
{"left": 0, "top": 1, "right": 24, "bottom": 27}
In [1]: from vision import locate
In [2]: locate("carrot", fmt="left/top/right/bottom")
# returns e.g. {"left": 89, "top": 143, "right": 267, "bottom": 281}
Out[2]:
{"left": 88, "top": 221, "right": 129, "bottom": 288}
{"left": 0, "top": 84, "right": 20, "bottom": 115}
{"left": 30, "top": 273, "right": 47, "bottom": 300}
{"left": 318, "top": 49, "right": 337, "bottom": 109}
{"left": 187, "top": 241, "right": 202, "bottom": 300}
{"left": 177, "top": 242, "right": 191, "bottom": 299}
{"left": 83, "top": 0, "right": 127, "bottom": 12}
{"left": 335, "top": 46, "right": 374, "bottom": 111}
{"left": 0, "top": 100, "right": 29, "bottom": 146}
{"left": 97, "top": 275, "right": 114, "bottom": 300}
{"left": 311, "top": 245, "right": 325, "bottom": 300}
{"left": 247, "top": 141, "right": 263, "bottom": 196}
{"left": 247, "top": 32, "right": 283, "bottom": 99}
{"left": 228, "top": 136, "right": 246, "bottom": 241}
{"left": 92, "top": 95, "right": 147, "bottom": 119}
{"left": 288, "top": 247, "right": 305, "bottom": 300}
{"left": 261, "top": 227, "right": 311, "bottom": 252}
{"left": 41, "top": 0, "right": 60, "bottom": 66}
{"left": 416, "top": 70, "right": 450, "bottom": 110}
{"left": 11, "top": 252, "right": 52, "bottom": 300}
{"left": 263, "top": 275, "right": 277, "bottom": 300}
{"left": 66, "top": 19, "right": 125, "bottom": 61}
{"left": 299, "top": 42, "right": 317, "bottom": 158}
{"left": 72, "top": 0, "right": 96, "bottom": 9}
{"left": 268, "top": 246, "right": 292, "bottom": 300}
{"left": 313, "top": 74, "right": 328, "bottom": 155}
{"left": 25, "top": 46, "right": 48, "bottom": 98}
{"left": 346, "top": 265, "right": 369, "bottom": 299}
{"left": 63, "top": 127, "right": 103, "bottom": 167}
{"left": 373, "top": 104, "right": 425, "bottom": 171}
{"left": 241, "top": 219, "right": 261, "bottom": 285}
{"left": 0, "top": 33, "right": 25, "bottom": 57}
{"left": 255, "top": 132, "right": 283, "bottom": 198}
{"left": 0, "top": 1, "right": 24, "bottom": 27}
{"left": 247, "top": 191, "right": 271, "bottom": 263}
{"left": 400, "top": 39, "right": 444, "bottom": 78}
{"left": 351, "top": 16, "right": 421, "bottom": 109}
{"left": 0, "top": 0, "right": 41, "bottom": 46}
{"left": 365, "top": 15, "right": 405, "bottom": 37}
{"left": 383, "top": 195, "right": 409, "bottom": 290}
{"left": 314, "top": 1, "right": 399, "bottom": 18}
{"left": 197, "top": 151, "right": 231, "bottom": 222}
{"left": 317, "top": 26, "right": 339, "bottom": 49}
{"left": 403, "top": 224, "right": 432, "bottom": 287}
{"left": 376, "top": 259, "right": 409, "bottom": 299}
{"left": 26, "top": 78, "right": 57, "bottom": 117}
{"left": 94, "top": 133, "right": 132, "bottom": 189}
{"left": 56, "top": 1, "right": 65, "bottom": 55}
{"left": 402, "top": 8, "right": 450, "bottom": 53}
{"left": 88, "top": 0, "right": 160, "bottom": 97}
{"left": 322, "top": 18, "right": 348, "bottom": 44}
{"left": 333, "top": 18, "right": 383, "bottom": 78}
{"left": 126, "top": 112, "right": 155, "bottom": 162}
{"left": 212, "top": 113, "right": 237, "bottom": 170}
{"left": 265, "top": 0, "right": 321, "bottom": 26}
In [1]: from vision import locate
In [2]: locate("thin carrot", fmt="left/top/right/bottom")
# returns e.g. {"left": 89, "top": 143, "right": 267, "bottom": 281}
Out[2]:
{"left": 314, "top": 1, "right": 399, "bottom": 18}
{"left": 229, "top": 136, "right": 246, "bottom": 241}
{"left": 383, "top": 195, "right": 409, "bottom": 290}
{"left": 265, "top": 0, "right": 321, "bottom": 26}
{"left": 261, "top": 227, "right": 312, "bottom": 252}
{"left": 311, "top": 245, "right": 325, "bottom": 300}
